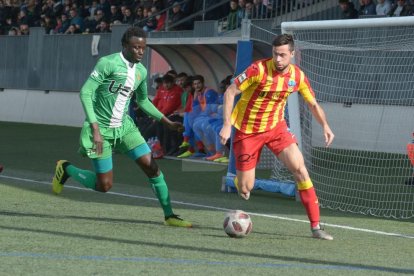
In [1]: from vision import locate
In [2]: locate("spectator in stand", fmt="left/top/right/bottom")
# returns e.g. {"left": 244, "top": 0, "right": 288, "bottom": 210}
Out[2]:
{"left": 338, "top": 0, "right": 358, "bottom": 19}
{"left": 376, "top": 0, "right": 391, "bottom": 15}
{"left": 95, "top": 18, "right": 111, "bottom": 32}
{"left": 57, "top": 13, "right": 70, "bottom": 33}
{"left": 17, "top": 9, "right": 29, "bottom": 26}
{"left": 142, "top": 8, "right": 157, "bottom": 32}
{"left": 19, "top": 23, "right": 30, "bottom": 34}
{"left": 388, "top": 0, "right": 413, "bottom": 16}
{"left": 237, "top": 0, "right": 246, "bottom": 23}
{"left": 360, "top": 0, "right": 376, "bottom": 15}
{"left": 121, "top": 6, "right": 134, "bottom": 24}
{"left": 41, "top": 0, "right": 58, "bottom": 20}
{"left": 227, "top": 0, "right": 239, "bottom": 30}
{"left": 87, "top": 0, "right": 99, "bottom": 20}
{"left": 3, "top": 17, "right": 19, "bottom": 35}
{"left": 167, "top": 2, "right": 185, "bottom": 30}
{"left": 244, "top": 0, "right": 253, "bottom": 19}
{"left": 98, "top": 0, "right": 111, "bottom": 17}
{"left": 251, "top": 0, "right": 268, "bottom": 19}
{"left": 53, "top": 15, "right": 62, "bottom": 33}
{"left": 109, "top": 5, "right": 122, "bottom": 24}
{"left": 64, "top": 23, "right": 80, "bottom": 34}
{"left": 152, "top": 5, "right": 166, "bottom": 31}
{"left": 41, "top": 14, "right": 56, "bottom": 34}
{"left": 69, "top": 7, "right": 83, "bottom": 32}
{"left": 90, "top": 9, "right": 105, "bottom": 33}
{"left": 133, "top": 6, "right": 145, "bottom": 26}
{"left": 8, "top": 26, "right": 19, "bottom": 35}
{"left": 22, "top": 0, "right": 41, "bottom": 27}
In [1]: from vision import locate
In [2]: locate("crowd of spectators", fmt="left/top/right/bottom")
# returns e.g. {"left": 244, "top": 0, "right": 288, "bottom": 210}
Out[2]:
{"left": 3, "top": 0, "right": 413, "bottom": 36}
{"left": 0, "top": 0, "right": 198, "bottom": 35}
{"left": 134, "top": 69, "right": 231, "bottom": 163}
{"left": 338, "top": 0, "right": 414, "bottom": 19}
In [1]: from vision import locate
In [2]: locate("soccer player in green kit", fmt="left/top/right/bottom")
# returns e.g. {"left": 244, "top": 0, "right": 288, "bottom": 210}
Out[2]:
{"left": 52, "top": 27, "right": 192, "bottom": 227}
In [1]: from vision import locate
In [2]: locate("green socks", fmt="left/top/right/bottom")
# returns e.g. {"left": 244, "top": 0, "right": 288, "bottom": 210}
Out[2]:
{"left": 149, "top": 172, "right": 173, "bottom": 217}
{"left": 66, "top": 165, "right": 97, "bottom": 190}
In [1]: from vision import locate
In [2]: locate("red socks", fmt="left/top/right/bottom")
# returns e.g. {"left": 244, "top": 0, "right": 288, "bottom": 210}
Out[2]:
{"left": 298, "top": 180, "right": 320, "bottom": 228}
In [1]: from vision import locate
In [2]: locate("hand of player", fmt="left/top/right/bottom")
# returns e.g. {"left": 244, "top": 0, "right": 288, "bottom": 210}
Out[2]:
{"left": 168, "top": 121, "right": 184, "bottom": 132}
{"left": 219, "top": 124, "right": 232, "bottom": 145}
{"left": 91, "top": 124, "right": 103, "bottom": 156}
{"left": 323, "top": 125, "right": 334, "bottom": 147}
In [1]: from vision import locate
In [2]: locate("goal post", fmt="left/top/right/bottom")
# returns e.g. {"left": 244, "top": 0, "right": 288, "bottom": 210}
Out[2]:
{"left": 280, "top": 17, "right": 414, "bottom": 219}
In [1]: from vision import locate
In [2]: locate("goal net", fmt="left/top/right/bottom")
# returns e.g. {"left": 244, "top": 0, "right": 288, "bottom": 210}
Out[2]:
{"left": 278, "top": 17, "right": 414, "bottom": 219}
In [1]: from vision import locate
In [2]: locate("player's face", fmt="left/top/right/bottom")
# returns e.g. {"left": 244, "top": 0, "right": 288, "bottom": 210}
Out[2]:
{"left": 193, "top": 80, "right": 204, "bottom": 92}
{"left": 272, "top": 44, "right": 294, "bottom": 73}
{"left": 123, "top": 36, "right": 146, "bottom": 63}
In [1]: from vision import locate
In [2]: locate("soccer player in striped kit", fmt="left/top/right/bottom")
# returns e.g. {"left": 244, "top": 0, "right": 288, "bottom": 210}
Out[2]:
{"left": 220, "top": 34, "right": 335, "bottom": 240}
{"left": 52, "top": 27, "right": 192, "bottom": 228}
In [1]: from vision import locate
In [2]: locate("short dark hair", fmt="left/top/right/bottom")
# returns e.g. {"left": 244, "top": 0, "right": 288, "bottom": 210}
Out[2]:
{"left": 162, "top": 74, "right": 175, "bottom": 83}
{"left": 166, "top": 69, "right": 177, "bottom": 77}
{"left": 192, "top": 74, "right": 204, "bottom": 83}
{"left": 122, "top": 27, "right": 146, "bottom": 46}
{"left": 272, "top": 34, "right": 294, "bottom": 51}
{"left": 177, "top": 72, "right": 188, "bottom": 78}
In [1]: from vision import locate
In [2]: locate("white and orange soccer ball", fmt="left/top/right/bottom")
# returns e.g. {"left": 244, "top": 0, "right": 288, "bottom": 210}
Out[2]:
{"left": 223, "top": 210, "right": 253, "bottom": 238}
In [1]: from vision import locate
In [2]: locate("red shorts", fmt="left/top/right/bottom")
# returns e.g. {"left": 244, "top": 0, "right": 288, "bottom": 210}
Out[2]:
{"left": 232, "top": 121, "right": 297, "bottom": 171}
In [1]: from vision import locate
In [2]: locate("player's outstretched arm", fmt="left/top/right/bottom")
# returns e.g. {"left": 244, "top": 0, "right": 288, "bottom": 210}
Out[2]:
{"left": 160, "top": 116, "right": 184, "bottom": 132}
{"left": 307, "top": 100, "right": 334, "bottom": 147}
{"left": 219, "top": 83, "right": 240, "bottom": 145}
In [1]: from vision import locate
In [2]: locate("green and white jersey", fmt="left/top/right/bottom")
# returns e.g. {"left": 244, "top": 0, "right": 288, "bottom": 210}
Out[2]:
{"left": 80, "top": 52, "right": 163, "bottom": 128}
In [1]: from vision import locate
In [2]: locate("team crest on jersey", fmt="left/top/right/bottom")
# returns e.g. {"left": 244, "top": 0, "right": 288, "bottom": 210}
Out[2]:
{"left": 136, "top": 73, "right": 141, "bottom": 81}
{"left": 288, "top": 79, "right": 296, "bottom": 92}
{"left": 237, "top": 72, "right": 247, "bottom": 83}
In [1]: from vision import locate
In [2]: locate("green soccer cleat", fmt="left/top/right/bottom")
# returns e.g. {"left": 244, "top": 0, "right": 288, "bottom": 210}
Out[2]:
{"left": 214, "top": 156, "right": 229, "bottom": 163}
{"left": 177, "top": 150, "right": 193, "bottom": 158}
{"left": 178, "top": 141, "right": 190, "bottom": 149}
{"left": 52, "top": 160, "right": 70, "bottom": 194}
{"left": 164, "top": 214, "right": 193, "bottom": 228}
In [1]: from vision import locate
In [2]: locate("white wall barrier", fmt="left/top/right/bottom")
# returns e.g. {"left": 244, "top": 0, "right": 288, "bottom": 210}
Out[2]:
{"left": 0, "top": 89, "right": 84, "bottom": 127}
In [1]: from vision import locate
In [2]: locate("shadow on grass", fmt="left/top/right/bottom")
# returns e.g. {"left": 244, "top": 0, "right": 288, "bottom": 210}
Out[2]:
{"left": 0, "top": 210, "right": 285, "bottom": 237}
{"left": 0, "top": 223, "right": 413, "bottom": 274}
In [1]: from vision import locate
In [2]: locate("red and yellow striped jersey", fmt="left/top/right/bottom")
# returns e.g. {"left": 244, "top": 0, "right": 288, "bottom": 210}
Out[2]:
{"left": 232, "top": 58, "right": 315, "bottom": 134}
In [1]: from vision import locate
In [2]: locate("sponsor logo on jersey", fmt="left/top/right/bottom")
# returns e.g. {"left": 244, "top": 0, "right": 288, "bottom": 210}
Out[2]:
{"left": 108, "top": 80, "right": 133, "bottom": 97}
{"left": 237, "top": 72, "right": 247, "bottom": 83}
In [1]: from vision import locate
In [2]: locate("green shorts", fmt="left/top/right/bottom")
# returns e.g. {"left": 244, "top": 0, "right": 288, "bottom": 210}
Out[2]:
{"left": 79, "top": 116, "right": 146, "bottom": 160}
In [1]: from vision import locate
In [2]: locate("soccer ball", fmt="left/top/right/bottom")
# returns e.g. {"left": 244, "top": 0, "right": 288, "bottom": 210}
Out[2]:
{"left": 223, "top": 210, "right": 253, "bottom": 238}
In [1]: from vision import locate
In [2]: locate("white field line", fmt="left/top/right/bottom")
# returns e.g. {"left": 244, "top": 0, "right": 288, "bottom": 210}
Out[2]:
{"left": 1, "top": 174, "right": 414, "bottom": 239}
